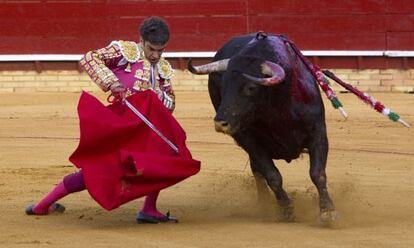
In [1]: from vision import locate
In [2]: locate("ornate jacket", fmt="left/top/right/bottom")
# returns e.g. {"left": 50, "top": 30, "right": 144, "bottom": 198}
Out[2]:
{"left": 80, "top": 40, "right": 175, "bottom": 111}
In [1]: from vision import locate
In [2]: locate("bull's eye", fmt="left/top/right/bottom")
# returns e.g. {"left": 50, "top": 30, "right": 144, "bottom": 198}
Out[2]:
{"left": 244, "top": 83, "right": 259, "bottom": 95}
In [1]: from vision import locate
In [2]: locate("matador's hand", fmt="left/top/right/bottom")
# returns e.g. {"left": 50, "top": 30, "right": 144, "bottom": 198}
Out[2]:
{"left": 161, "top": 91, "right": 174, "bottom": 111}
{"left": 109, "top": 82, "right": 127, "bottom": 102}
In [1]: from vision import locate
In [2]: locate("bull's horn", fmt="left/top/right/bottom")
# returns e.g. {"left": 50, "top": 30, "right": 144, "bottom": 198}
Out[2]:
{"left": 243, "top": 61, "right": 285, "bottom": 86}
{"left": 188, "top": 58, "right": 229, "bottom": 75}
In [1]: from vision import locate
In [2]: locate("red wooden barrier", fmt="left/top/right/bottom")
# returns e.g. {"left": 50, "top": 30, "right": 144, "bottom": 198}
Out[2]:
{"left": 0, "top": 0, "right": 413, "bottom": 54}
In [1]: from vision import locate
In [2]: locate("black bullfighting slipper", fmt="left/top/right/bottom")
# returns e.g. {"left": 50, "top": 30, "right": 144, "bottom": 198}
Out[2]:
{"left": 25, "top": 203, "right": 66, "bottom": 215}
{"left": 136, "top": 211, "right": 179, "bottom": 224}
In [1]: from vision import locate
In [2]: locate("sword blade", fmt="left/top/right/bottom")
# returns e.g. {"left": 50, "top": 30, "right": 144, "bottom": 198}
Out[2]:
{"left": 124, "top": 99, "right": 179, "bottom": 153}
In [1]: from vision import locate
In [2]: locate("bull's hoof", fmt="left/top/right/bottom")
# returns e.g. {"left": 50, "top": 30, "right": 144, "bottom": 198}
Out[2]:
{"left": 276, "top": 204, "right": 296, "bottom": 222}
{"left": 320, "top": 209, "right": 340, "bottom": 224}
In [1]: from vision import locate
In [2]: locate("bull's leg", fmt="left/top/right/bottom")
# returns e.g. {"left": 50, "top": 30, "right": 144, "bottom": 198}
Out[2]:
{"left": 249, "top": 156, "right": 270, "bottom": 202}
{"left": 250, "top": 154, "right": 294, "bottom": 221}
{"left": 308, "top": 130, "right": 339, "bottom": 223}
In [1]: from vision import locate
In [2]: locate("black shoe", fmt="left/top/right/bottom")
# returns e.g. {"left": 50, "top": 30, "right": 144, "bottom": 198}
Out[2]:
{"left": 136, "top": 211, "right": 179, "bottom": 224}
{"left": 25, "top": 203, "right": 66, "bottom": 215}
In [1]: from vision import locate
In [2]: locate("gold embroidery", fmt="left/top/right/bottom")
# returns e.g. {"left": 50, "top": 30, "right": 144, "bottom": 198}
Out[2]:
{"left": 119, "top": 40, "right": 140, "bottom": 63}
{"left": 142, "top": 81, "right": 151, "bottom": 90}
{"left": 130, "top": 46, "right": 174, "bottom": 94}
{"left": 135, "top": 69, "right": 144, "bottom": 79}
{"left": 163, "top": 80, "right": 171, "bottom": 87}
{"left": 157, "top": 58, "right": 174, "bottom": 79}
{"left": 143, "top": 59, "right": 151, "bottom": 70}
{"left": 125, "top": 63, "right": 132, "bottom": 72}
{"left": 133, "top": 61, "right": 151, "bottom": 82}
{"left": 138, "top": 43, "right": 147, "bottom": 64}
{"left": 80, "top": 44, "right": 122, "bottom": 92}
{"left": 134, "top": 80, "right": 151, "bottom": 91}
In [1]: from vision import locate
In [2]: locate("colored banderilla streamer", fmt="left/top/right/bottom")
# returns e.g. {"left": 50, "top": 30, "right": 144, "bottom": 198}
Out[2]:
{"left": 311, "top": 64, "right": 348, "bottom": 118}
{"left": 282, "top": 36, "right": 409, "bottom": 127}
{"left": 283, "top": 39, "right": 348, "bottom": 118}
{"left": 323, "top": 70, "right": 410, "bottom": 128}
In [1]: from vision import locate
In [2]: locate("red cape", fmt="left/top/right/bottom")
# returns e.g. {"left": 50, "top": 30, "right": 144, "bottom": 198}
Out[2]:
{"left": 69, "top": 91, "right": 200, "bottom": 210}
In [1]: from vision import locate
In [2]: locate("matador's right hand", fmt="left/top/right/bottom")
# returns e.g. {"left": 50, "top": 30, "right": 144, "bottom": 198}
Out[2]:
{"left": 109, "top": 82, "right": 127, "bottom": 102}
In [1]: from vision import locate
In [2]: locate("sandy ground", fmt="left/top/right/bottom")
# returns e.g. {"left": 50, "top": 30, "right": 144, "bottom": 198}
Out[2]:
{"left": 0, "top": 91, "right": 413, "bottom": 248}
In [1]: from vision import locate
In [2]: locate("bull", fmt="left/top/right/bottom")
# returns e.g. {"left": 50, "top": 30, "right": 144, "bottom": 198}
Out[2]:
{"left": 188, "top": 32, "right": 338, "bottom": 223}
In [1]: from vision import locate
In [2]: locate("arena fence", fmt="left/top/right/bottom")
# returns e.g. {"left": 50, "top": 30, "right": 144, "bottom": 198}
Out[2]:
{"left": 1, "top": 68, "right": 413, "bottom": 94}
{"left": 0, "top": 52, "right": 413, "bottom": 93}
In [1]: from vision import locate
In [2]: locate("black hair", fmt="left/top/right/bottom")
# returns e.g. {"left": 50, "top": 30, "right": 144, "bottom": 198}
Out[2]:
{"left": 139, "top": 16, "right": 170, "bottom": 45}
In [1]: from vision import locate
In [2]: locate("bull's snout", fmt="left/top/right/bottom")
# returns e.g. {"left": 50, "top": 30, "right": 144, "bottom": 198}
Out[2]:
{"left": 214, "top": 120, "right": 231, "bottom": 134}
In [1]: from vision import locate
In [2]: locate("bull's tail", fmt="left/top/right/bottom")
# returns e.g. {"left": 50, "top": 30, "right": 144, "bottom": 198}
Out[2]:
{"left": 323, "top": 70, "right": 410, "bottom": 128}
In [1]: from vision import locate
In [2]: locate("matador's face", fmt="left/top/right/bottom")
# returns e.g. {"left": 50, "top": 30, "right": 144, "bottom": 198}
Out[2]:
{"left": 141, "top": 40, "right": 167, "bottom": 65}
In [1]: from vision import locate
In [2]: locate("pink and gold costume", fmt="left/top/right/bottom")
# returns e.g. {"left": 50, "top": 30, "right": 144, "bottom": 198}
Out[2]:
{"left": 80, "top": 40, "right": 175, "bottom": 111}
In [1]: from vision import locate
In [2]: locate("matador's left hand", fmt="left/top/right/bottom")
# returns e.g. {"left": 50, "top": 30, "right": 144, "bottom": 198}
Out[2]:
{"left": 162, "top": 92, "right": 174, "bottom": 110}
{"left": 156, "top": 90, "right": 174, "bottom": 111}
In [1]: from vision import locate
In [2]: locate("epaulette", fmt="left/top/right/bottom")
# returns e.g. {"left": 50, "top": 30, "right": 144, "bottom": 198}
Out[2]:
{"left": 157, "top": 58, "right": 174, "bottom": 79}
{"left": 117, "top": 40, "right": 140, "bottom": 63}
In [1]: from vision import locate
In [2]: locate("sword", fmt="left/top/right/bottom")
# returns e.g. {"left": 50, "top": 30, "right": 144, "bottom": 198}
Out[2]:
{"left": 124, "top": 99, "right": 179, "bottom": 154}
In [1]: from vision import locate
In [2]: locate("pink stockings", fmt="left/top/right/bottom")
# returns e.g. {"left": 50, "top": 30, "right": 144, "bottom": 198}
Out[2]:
{"left": 31, "top": 171, "right": 85, "bottom": 214}
{"left": 31, "top": 170, "right": 164, "bottom": 217}
{"left": 141, "top": 191, "right": 164, "bottom": 218}
{"left": 32, "top": 181, "right": 69, "bottom": 214}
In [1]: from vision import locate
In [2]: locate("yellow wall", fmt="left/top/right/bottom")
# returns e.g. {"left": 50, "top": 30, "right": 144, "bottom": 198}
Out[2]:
{"left": 0, "top": 69, "right": 413, "bottom": 93}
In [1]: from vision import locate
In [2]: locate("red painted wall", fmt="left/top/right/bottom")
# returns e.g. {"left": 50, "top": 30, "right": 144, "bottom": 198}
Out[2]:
{"left": 0, "top": 0, "right": 413, "bottom": 54}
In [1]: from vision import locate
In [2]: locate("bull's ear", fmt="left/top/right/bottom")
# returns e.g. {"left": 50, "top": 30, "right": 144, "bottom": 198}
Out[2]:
{"left": 242, "top": 61, "right": 285, "bottom": 86}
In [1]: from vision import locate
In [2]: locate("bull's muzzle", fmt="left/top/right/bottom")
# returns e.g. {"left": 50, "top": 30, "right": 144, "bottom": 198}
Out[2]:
{"left": 214, "top": 120, "right": 231, "bottom": 134}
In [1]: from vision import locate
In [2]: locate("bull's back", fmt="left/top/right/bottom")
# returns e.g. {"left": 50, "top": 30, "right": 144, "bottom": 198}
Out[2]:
{"left": 213, "top": 34, "right": 256, "bottom": 61}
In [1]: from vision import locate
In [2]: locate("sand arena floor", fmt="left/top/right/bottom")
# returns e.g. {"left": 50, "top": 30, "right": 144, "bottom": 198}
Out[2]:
{"left": 0, "top": 91, "right": 413, "bottom": 248}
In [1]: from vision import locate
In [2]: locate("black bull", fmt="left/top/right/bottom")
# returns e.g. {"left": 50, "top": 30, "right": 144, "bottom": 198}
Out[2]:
{"left": 188, "top": 32, "right": 339, "bottom": 222}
